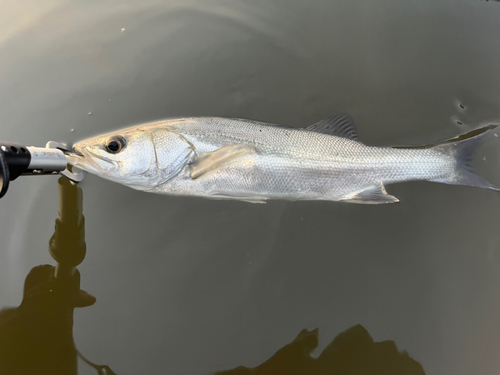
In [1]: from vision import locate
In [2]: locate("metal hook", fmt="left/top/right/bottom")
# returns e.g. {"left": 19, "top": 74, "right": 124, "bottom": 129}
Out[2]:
{"left": 46, "top": 141, "right": 88, "bottom": 183}
{"left": 60, "top": 168, "right": 87, "bottom": 183}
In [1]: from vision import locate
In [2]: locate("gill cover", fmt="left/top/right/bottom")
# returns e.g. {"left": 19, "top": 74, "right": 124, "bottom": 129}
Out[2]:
{"left": 147, "top": 128, "right": 195, "bottom": 186}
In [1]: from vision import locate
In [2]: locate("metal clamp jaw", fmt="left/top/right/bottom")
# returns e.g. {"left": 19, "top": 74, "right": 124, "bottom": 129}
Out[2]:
{"left": 0, "top": 141, "right": 87, "bottom": 198}
{"left": 44, "top": 142, "right": 87, "bottom": 183}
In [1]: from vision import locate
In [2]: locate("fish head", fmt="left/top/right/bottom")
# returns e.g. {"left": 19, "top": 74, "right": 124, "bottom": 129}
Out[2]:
{"left": 67, "top": 127, "right": 194, "bottom": 189}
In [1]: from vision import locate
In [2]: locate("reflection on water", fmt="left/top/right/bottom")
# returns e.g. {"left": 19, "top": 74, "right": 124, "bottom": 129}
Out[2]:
{"left": 0, "top": 177, "right": 426, "bottom": 374}
{"left": 216, "top": 325, "right": 424, "bottom": 375}
{"left": 0, "top": 178, "right": 114, "bottom": 375}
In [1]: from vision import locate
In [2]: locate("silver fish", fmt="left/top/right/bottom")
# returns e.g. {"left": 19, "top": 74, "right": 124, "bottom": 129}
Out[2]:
{"left": 67, "top": 113, "right": 499, "bottom": 204}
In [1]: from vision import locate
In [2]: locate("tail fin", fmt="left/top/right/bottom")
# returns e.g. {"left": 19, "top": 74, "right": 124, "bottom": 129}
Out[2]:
{"left": 433, "top": 125, "right": 500, "bottom": 191}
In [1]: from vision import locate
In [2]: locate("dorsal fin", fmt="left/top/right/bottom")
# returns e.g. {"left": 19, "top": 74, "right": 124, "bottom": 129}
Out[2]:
{"left": 306, "top": 113, "right": 359, "bottom": 140}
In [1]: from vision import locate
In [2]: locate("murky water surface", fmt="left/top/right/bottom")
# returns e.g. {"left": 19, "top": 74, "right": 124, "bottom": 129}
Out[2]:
{"left": 1, "top": 0, "right": 500, "bottom": 374}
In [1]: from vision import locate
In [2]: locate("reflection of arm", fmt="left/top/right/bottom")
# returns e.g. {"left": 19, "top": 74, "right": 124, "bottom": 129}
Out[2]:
{"left": 50, "top": 177, "right": 86, "bottom": 280}
{"left": 0, "top": 177, "right": 95, "bottom": 375}
{"left": 0, "top": 308, "right": 17, "bottom": 326}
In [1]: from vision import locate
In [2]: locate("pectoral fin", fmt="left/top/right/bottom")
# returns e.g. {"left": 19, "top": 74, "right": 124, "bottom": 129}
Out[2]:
{"left": 341, "top": 183, "right": 399, "bottom": 204}
{"left": 189, "top": 144, "right": 256, "bottom": 179}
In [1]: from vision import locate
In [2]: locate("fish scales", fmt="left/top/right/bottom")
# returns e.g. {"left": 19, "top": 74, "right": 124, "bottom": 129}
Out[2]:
{"left": 67, "top": 115, "right": 498, "bottom": 204}
{"left": 161, "top": 118, "right": 447, "bottom": 200}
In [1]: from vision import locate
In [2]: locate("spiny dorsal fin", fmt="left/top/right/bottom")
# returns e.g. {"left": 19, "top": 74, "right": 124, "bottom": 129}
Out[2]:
{"left": 340, "top": 183, "right": 399, "bottom": 204}
{"left": 189, "top": 144, "right": 256, "bottom": 179}
{"left": 306, "top": 113, "right": 359, "bottom": 140}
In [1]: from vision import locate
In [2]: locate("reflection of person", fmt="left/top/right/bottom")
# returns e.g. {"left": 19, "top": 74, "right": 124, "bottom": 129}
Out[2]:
{"left": 215, "top": 325, "right": 425, "bottom": 375}
{"left": 0, "top": 265, "right": 95, "bottom": 375}
{"left": 0, "top": 178, "right": 114, "bottom": 375}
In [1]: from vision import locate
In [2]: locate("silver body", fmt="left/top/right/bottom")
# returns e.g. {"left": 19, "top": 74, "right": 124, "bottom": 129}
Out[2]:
{"left": 69, "top": 117, "right": 461, "bottom": 203}
{"left": 155, "top": 118, "right": 452, "bottom": 201}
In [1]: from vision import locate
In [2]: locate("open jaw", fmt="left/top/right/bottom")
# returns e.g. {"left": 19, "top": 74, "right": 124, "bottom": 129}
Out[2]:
{"left": 65, "top": 146, "right": 116, "bottom": 174}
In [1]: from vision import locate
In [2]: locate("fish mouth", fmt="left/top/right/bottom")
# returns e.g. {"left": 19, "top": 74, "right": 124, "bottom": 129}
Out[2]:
{"left": 66, "top": 154, "right": 92, "bottom": 174}
{"left": 66, "top": 145, "right": 115, "bottom": 173}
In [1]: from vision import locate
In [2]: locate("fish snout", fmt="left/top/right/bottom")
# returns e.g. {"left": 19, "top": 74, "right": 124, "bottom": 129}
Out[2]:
{"left": 72, "top": 144, "right": 85, "bottom": 157}
{"left": 65, "top": 144, "right": 97, "bottom": 172}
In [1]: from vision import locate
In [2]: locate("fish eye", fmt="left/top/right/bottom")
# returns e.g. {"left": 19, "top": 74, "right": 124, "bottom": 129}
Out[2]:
{"left": 105, "top": 135, "right": 125, "bottom": 153}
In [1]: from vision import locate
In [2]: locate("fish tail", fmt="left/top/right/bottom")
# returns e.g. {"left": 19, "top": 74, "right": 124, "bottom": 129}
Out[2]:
{"left": 432, "top": 125, "right": 500, "bottom": 191}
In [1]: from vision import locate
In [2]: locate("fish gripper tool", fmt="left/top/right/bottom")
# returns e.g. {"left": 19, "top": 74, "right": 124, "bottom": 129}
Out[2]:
{"left": 0, "top": 141, "right": 87, "bottom": 199}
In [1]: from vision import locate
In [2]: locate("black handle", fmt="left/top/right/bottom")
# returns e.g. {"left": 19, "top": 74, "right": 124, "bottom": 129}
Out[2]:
{"left": 0, "top": 150, "right": 9, "bottom": 198}
{"left": 0, "top": 143, "right": 32, "bottom": 199}
{"left": 0, "top": 143, "right": 31, "bottom": 180}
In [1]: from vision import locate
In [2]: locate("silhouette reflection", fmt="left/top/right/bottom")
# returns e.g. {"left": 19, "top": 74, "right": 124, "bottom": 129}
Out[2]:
{"left": 0, "top": 178, "right": 115, "bottom": 375}
{"left": 0, "top": 178, "right": 426, "bottom": 375}
{"left": 216, "top": 325, "right": 425, "bottom": 375}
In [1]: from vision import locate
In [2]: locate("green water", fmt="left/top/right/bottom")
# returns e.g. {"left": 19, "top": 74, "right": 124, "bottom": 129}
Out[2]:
{"left": 1, "top": 0, "right": 500, "bottom": 374}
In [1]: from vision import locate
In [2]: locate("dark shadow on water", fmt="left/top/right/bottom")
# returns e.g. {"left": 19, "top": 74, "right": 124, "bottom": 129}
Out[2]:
{"left": 0, "top": 178, "right": 115, "bottom": 375}
{"left": 215, "top": 325, "right": 425, "bottom": 375}
{"left": 0, "top": 178, "right": 425, "bottom": 375}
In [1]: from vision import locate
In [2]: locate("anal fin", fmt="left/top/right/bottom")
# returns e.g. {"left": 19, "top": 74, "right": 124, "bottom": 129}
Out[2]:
{"left": 341, "top": 183, "right": 399, "bottom": 204}
{"left": 209, "top": 194, "right": 268, "bottom": 204}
